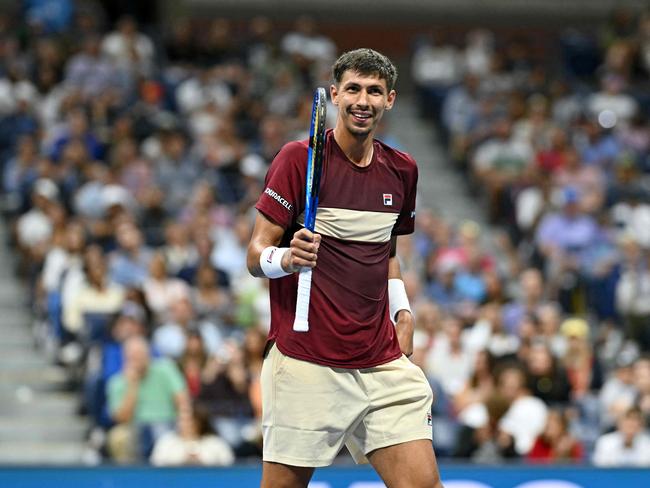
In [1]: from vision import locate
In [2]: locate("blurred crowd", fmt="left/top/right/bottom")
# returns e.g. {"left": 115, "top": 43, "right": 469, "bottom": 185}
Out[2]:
{"left": 3, "top": 0, "right": 650, "bottom": 468}
{"left": 0, "top": 3, "right": 337, "bottom": 465}
{"left": 410, "top": 7, "right": 650, "bottom": 466}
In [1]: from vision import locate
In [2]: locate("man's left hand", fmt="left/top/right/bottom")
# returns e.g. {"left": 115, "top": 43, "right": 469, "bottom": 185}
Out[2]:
{"left": 395, "top": 310, "right": 414, "bottom": 357}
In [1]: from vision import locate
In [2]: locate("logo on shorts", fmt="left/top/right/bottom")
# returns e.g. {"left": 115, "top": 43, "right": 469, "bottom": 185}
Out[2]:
{"left": 426, "top": 411, "right": 432, "bottom": 426}
{"left": 383, "top": 193, "right": 393, "bottom": 206}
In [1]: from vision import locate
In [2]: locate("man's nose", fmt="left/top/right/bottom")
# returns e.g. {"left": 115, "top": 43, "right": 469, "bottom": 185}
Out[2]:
{"left": 356, "top": 89, "right": 369, "bottom": 107}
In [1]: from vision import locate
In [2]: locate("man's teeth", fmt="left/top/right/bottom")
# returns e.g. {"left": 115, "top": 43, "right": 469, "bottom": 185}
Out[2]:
{"left": 352, "top": 112, "right": 371, "bottom": 119}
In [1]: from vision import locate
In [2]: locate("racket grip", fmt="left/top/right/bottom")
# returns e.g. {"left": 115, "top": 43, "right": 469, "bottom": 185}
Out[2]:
{"left": 293, "top": 267, "right": 312, "bottom": 332}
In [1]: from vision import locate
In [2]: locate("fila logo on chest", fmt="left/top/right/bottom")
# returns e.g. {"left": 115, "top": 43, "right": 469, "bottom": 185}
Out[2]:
{"left": 383, "top": 193, "right": 393, "bottom": 206}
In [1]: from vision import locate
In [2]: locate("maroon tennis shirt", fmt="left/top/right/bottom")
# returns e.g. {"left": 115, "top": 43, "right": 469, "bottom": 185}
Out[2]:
{"left": 255, "top": 130, "right": 418, "bottom": 368}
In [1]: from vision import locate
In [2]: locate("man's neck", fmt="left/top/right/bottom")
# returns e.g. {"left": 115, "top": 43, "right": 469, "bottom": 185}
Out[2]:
{"left": 333, "top": 126, "right": 374, "bottom": 167}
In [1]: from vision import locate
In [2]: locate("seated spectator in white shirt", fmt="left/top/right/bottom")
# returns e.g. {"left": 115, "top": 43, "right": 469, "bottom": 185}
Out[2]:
{"left": 150, "top": 404, "right": 234, "bottom": 466}
{"left": 593, "top": 406, "right": 650, "bottom": 466}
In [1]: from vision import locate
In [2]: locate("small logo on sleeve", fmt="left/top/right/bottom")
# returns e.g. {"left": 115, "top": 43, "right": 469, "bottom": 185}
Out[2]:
{"left": 427, "top": 411, "right": 432, "bottom": 426}
{"left": 264, "top": 187, "right": 293, "bottom": 212}
{"left": 383, "top": 193, "right": 393, "bottom": 206}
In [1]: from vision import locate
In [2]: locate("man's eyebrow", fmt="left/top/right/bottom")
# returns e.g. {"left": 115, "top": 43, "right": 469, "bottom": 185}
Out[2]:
{"left": 342, "top": 81, "right": 385, "bottom": 91}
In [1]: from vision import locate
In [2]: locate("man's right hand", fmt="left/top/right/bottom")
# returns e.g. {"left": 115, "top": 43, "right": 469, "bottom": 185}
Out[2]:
{"left": 282, "top": 228, "right": 321, "bottom": 273}
{"left": 124, "top": 366, "right": 141, "bottom": 386}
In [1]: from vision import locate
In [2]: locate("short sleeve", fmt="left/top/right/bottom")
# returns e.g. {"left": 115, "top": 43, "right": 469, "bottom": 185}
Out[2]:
{"left": 107, "top": 374, "right": 126, "bottom": 417}
{"left": 255, "top": 141, "right": 307, "bottom": 229}
{"left": 392, "top": 156, "right": 418, "bottom": 236}
{"left": 160, "top": 358, "right": 186, "bottom": 395}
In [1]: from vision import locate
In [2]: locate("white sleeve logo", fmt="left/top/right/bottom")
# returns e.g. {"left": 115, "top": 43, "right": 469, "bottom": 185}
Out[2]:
{"left": 264, "top": 187, "right": 293, "bottom": 211}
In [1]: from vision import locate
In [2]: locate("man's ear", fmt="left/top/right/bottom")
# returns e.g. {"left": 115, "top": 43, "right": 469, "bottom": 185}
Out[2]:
{"left": 385, "top": 89, "right": 396, "bottom": 111}
{"left": 330, "top": 84, "right": 339, "bottom": 105}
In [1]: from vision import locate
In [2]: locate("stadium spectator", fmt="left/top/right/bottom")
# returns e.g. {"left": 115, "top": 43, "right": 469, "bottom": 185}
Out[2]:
{"left": 153, "top": 296, "right": 223, "bottom": 359}
{"left": 496, "top": 364, "right": 549, "bottom": 456}
{"left": 62, "top": 245, "right": 125, "bottom": 342}
{"left": 107, "top": 336, "right": 190, "bottom": 463}
{"left": 177, "top": 329, "right": 210, "bottom": 399}
{"left": 142, "top": 251, "right": 191, "bottom": 323}
{"left": 425, "top": 315, "right": 474, "bottom": 397}
{"left": 150, "top": 404, "right": 234, "bottom": 466}
{"left": 527, "top": 408, "right": 584, "bottom": 462}
{"left": 525, "top": 342, "right": 571, "bottom": 405}
{"left": 109, "top": 220, "right": 152, "bottom": 288}
{"left": 592, "top": 406, "right": 650, "bottom": 466}
{"left": 101, "top": 16, "right": 154, "bottom": 77}
{"left": 599, "top": 352, "right": 639, "bottom": 430}
{"left": 196, "top": 341, "right": 258, "bottom": 455}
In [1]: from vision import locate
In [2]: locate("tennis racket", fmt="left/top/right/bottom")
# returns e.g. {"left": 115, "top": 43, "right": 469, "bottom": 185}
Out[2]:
{"left": 293, "top": 87, "right": 327, "bottom": 332}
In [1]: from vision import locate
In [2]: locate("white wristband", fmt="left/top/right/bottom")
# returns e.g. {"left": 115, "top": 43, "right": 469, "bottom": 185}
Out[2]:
{"left": 260, "top": 247, "right": 291, "bottom": 278}
{"left": 388, "top": 278, "right": 411, "bottom": 324}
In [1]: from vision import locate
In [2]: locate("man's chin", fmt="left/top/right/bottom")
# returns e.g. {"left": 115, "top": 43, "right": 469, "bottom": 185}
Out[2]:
{"left": 348, "top": 125, "right": 373, "bottom": 137}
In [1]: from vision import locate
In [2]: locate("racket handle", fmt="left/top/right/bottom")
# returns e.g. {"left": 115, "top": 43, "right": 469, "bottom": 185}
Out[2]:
{"left": 293, "top": 267, "right": 312, "bottom": 332}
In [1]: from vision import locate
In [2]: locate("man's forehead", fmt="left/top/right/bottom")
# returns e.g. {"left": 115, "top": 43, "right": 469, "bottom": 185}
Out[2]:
{"left": 339, "top": 70, "right": 387, "bottom": 88}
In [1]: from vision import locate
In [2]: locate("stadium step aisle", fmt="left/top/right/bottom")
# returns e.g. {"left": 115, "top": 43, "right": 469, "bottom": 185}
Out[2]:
{"left": 0, "top": 219, "right": 88, "bottom": 464}
{"left": 389, "top": 96, "right": 488, "bottom": 224}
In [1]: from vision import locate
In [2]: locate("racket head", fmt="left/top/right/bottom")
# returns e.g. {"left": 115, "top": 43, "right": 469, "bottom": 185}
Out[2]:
{"left": 304, "top": 87, "right": 327, "bottom": 231}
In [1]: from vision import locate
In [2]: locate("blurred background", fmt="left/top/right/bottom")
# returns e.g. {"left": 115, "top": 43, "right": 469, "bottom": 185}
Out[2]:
{"left": 1, "top": 0, "right": 650, "bottom": 486}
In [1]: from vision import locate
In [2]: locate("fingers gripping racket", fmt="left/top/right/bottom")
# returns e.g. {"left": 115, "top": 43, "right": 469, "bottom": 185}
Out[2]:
{"left": 293, "top": 87, "right": 327, "bottom": 332}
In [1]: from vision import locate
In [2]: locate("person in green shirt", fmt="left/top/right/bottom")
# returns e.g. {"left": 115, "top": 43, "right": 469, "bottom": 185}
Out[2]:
{"left": 107, "top": 335, "right": 191, "bottom": 462}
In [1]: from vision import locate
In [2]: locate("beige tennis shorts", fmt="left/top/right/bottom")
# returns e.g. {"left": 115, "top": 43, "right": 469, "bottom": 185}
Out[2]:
{"left": 261, "top": 343, "right": 434, "bottom": 467}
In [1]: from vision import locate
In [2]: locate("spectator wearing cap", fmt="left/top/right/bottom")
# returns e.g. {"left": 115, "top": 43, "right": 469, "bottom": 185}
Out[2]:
{"left": 592, "top": 406, "right": 650, "bottom": 466}
{"left": 560, "top": 317, "right": 603, "bottom": 397}
{"left": 536, "top": 187, "right": 599, "bottom": 259}
{"left": 553, "top": 147, "right": 606, "bottom": 215}
{"left": 535, "top": 186, "right": 600, "bottom": 309}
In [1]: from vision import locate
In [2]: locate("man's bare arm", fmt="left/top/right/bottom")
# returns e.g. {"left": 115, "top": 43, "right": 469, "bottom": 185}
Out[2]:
{"left": 389, "top": 236, "right": 414, "bottom": 357}
{"left": 246, "top": 212, "right": 321, "bottom": 278}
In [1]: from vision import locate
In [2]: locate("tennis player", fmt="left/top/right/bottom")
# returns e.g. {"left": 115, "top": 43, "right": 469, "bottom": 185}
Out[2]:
{"left": 247, "top": 48, "right": 444, "bottom": 488}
